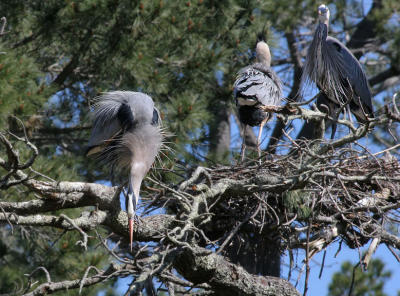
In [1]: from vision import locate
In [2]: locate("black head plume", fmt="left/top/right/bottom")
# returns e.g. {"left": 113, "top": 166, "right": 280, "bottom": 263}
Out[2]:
{"left": 257, "top": 23, "right": 269, "bottom": 43}
{"left": 257, "top": 32, "right": 266, "bottom": 43}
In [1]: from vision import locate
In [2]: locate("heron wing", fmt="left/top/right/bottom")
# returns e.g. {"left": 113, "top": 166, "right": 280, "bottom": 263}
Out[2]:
{"left": 87, "top": 91, "right": 160, "bottom": 156}
{"left": 124, "top": 92, "right": 155, "bottom": 124}
{"left": 86, "top": 113, "right": 123, "bottom": 155}
{"left": 326, "top": 37, "right": 373, "bottom": 116}
{"left": 234, "top": 64, "right": 282, "bottom": 107}
{"left": 326, "top": 37, "right": 373, "bottom": 117}
{"left": 87, "top": 94, "right": 134, "bottom": 154}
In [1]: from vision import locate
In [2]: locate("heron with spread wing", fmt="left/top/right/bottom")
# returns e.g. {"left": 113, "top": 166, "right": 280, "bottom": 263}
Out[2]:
{"left": 86, "top": 91, "right": 163, "bottom": 251}
{"left": 234, "top": 38, "right": 283, "bottom": 160}
{"left": 301, "top": 4, "right": 373, "bottom": 139}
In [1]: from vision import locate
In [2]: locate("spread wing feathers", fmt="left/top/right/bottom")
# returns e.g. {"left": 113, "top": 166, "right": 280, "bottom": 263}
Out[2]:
{"left": 87, "top": 96, "right": 127, "bottom": 155}
{"left": 98, "top": 124, "right": 164, "bottom": 180}
{"left": 302, "top": 26, "right": 373, "bottom": 119}
{"left": 234, "top": 63, "right": 282, "bottom": 107}
{"left": 86, "top": 91, "right": 158, "bottom": 155}
{"left": 301, "top": 28, "right": 349, "bottom": 105}
{"left": 118, "top": 125, "right": 163, "bottom": 170}
{"left": 329, "top": 37, "right": 373, "bottom": 118}
{"left": 86, "top": 127, "right": 121, "bottom": 156}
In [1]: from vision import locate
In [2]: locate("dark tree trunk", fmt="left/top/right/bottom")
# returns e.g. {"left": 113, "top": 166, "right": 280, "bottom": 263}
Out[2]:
{"left": 296, "top": 92, "right": 334, "bottom": 140}
{"left": 346, "top": 0, "right": 383, "bottom": 59}
{"left": 209, "top": 101, "right": 231, "bottom": 161}
{"left": 225, "top": 235, "right": 281, "bottom": 277}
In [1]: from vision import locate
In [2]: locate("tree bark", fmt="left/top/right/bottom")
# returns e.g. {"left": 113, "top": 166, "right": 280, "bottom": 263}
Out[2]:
{"left": 209, "top": 98, "right": 231, "bottom": 161}
{"left": 174, "top": 247, "right": 299, "bottom": 296}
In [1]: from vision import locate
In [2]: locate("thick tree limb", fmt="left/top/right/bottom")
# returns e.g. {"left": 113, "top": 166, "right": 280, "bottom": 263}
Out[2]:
{"left": 0, "top": 211, "right": 107, "bottom": 231}
{"left": 0, "top": 179, "right": 117, "bottom": 214}
{"left": 369, "top": 66, "right": 400, "bottom": 89}
{"left": 175, "top": 247, "right": 300, "bottom": 296}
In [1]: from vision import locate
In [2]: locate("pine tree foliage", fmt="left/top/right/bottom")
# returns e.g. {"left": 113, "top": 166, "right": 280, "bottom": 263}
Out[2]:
{"left": 328, "top": 258, "right": 392, "bottom": 296}
{"left": 0, "top": 42, "right": 47, "bottom": 129}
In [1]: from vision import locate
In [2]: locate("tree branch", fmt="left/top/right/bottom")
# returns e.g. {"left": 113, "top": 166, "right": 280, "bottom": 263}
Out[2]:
{"left": 174, "top": 247, "right": 300, "bottom": 296}
{"left": 23, "top": 263, "right": 126, "bottom": 296}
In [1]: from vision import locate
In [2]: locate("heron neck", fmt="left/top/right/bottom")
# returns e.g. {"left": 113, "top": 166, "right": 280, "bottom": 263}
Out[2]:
{"left": 257, "top": 56, "right": 271, "bottom": 67}
{"left": 129, "top": 175, "right": 142, "bottom": 199}
{"left": 256, "top": 41, "right": 271, "bottom": 67}
{"left": 316, "top": 22, "right": 328, "bottom": 42}
{"left": 131, "top": 162, "right": 147, "bottom": 195}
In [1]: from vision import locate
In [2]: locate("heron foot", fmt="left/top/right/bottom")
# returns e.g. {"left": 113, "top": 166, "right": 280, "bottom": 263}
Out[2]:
{"left": 264, "top": 152, "right": 273, "bottom": 162}
{"left": 238, "top": 125, "right": 247, "bottom": 164}
{"left": 239, "top": 143, "right": 246, "bottom": 164}
{"left": 257, "top": 145, "right": 262, "bottom": 165}
{"left": 133, "top": 214, "right": 143, "bottom": 225}
{"left": 259, "top": 105, "right": 282, "bottom": 112}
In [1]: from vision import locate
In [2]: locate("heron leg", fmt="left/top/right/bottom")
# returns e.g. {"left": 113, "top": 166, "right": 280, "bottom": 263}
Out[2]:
{"left": 330, "top": 107, "right": 341, "bottom": 139}
{"left": 240, "top": 124, "right": 247, "bottom": 163}
{"left": 345, "top": 105, "right": 355, "bottom": 150}
{"left": 257, "top": 117, "right": 269, "bottom": 161}
{"left": 110, "top": 163, "right": 116, "bottom": 186}
{"left": 346, "top": 105, "right": 354, "bottom": 124}
{"left": 330, "top": 123, "right": 337, "bottom": 139}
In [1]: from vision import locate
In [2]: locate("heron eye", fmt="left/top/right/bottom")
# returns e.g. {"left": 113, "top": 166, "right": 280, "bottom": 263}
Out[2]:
{"left": 152, "top": 109, "right": 159, "bottom": 125}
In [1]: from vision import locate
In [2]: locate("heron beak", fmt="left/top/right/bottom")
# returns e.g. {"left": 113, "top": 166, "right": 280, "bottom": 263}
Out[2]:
{"left": 128, "top": 216, "right": 133, "bottom": 252}
{"left": 126, "top": 190, "right": 137, "bottom": 252}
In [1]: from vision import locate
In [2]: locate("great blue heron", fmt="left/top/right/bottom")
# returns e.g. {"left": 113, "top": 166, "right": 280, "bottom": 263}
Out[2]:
{"left": 301, "top": 4, "right": 373, "bottom": 139}
{"left": 86, "top": 91, "right": 163, "bottom": 250}
{"left": 234, "top": 38, "right": 283, "bottom": 160}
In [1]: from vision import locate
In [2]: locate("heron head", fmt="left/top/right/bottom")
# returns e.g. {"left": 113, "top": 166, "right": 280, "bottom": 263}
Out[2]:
{"left": 256, "top": 41, "right": 271, "bottom": 66}
{"left": 318, "top": 4, "right": 330, "bottom": 24}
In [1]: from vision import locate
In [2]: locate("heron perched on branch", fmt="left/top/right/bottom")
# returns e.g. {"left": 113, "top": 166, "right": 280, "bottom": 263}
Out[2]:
{"left": 86, "top": 91, "right": 163, "bottom": 250}
{"left": 301, "top": 4, "right": 373, "bottom": 139}
{"left": 234, "top": 38, "right": 283, "bottom": 160}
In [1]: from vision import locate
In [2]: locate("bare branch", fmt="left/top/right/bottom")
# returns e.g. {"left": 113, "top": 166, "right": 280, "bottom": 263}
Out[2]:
{"left": 23, "top": 263, "right": 125, "bottom": 296}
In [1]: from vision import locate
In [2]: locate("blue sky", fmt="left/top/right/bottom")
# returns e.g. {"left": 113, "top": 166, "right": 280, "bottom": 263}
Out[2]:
{"left": 282, "top": 243, "right": 400, "bottom": 295}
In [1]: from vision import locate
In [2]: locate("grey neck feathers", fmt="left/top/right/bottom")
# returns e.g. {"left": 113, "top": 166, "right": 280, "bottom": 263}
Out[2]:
{"left": 317, "top": 22, "right": 328, "bottom": 41}
{"left": 256, "top": 42, "right": 271, "bottom": 67}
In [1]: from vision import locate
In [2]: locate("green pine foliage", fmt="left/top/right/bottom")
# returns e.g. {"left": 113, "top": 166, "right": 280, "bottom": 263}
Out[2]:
{"left": 0, "top": 43, "right": 48, "bottom": 129}
{"left": 0, "top": 227, "right": 111, "bottom": 295}
{"left": 0, "top": 25, "right": 110, "bottom": 296}
{"left": 283, "top": 190, "right": 312, "bottom": 219}
{"left": 328, "top": 259, "right": 392, "bottom": 296}
{"left": 1, "top": 0, "right": 277, "bottom": 160}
